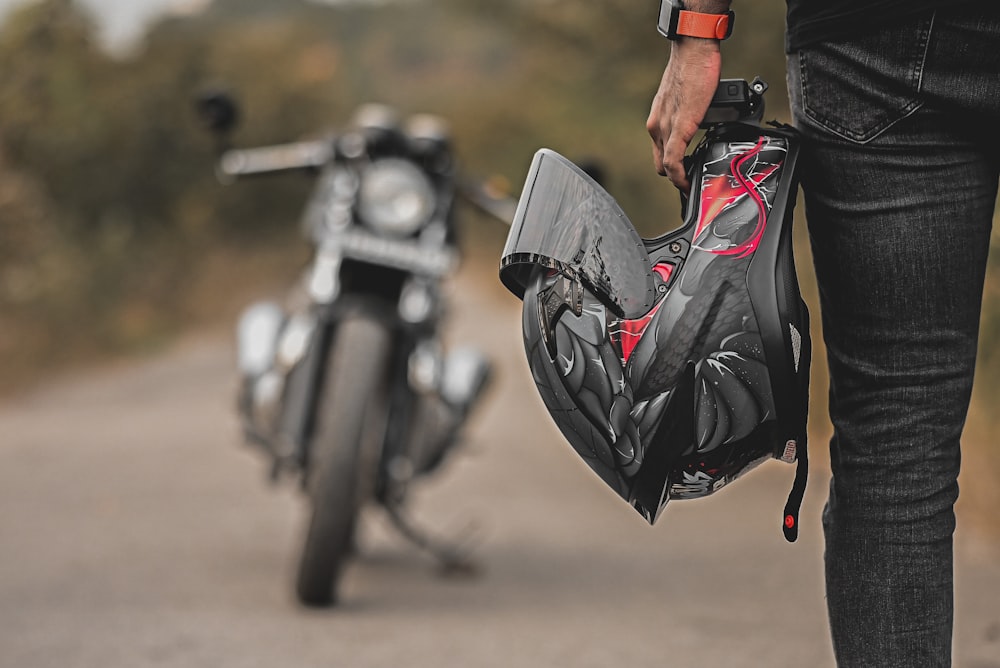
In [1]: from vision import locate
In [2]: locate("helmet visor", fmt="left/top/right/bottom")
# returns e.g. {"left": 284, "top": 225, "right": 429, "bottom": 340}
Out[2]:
{"left": 499, "top": 149, "right": 656, "bottom": 319}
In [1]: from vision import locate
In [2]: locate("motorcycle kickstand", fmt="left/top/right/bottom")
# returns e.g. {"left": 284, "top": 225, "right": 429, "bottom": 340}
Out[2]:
{"left": 382, "top": 500, "right": 481, "bottom": 577}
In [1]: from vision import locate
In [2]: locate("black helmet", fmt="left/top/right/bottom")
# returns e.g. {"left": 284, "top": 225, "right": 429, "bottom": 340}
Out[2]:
{"left": 499, "top": 122, "right": 811, "bottom": 541}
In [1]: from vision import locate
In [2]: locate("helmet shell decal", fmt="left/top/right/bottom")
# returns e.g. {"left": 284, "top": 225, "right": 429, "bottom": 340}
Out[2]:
{"left": 502, "top": 123, "right": 811, "bottom": 525}
{"left": 694, "top": 137, "right": 781, "bottom": 257}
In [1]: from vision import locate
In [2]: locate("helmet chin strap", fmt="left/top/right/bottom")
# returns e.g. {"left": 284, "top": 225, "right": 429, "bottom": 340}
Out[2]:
{"left": 781, "top": 444, "right": 809, "bottom": 542}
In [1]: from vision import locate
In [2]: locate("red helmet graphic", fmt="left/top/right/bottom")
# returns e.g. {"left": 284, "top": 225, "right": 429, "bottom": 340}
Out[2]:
{"left": 500, "top": 122, "right": 811, "bottom": 541}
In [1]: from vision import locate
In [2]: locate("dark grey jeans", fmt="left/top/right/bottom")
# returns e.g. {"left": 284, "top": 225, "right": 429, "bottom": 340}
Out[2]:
{"left": 786, "top": 4, "right": 1000, "bottom": 666}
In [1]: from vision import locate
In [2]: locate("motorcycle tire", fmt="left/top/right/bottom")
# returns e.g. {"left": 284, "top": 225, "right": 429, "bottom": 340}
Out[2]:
{"left": 295, "top": 311, "right": 392, "bottom": 607}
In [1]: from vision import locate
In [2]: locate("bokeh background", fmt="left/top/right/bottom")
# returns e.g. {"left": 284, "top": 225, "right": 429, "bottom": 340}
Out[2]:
{"left": 0, "top": 0, "right": 996, "bottom": 530}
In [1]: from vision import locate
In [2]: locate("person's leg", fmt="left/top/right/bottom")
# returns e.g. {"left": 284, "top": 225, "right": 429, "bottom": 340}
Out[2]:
{"left": 787, "top": 6, "right": 1000, "bottom": 666}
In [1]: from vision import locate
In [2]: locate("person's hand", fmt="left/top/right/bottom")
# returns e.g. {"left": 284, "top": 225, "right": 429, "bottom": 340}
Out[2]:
{"left": 646, "top": 37, "right": 722, "bottom": 192}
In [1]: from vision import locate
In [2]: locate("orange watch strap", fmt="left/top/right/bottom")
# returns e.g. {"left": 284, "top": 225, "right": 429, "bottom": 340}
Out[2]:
{"left": 676, "top": 9, "right": 732, "bottom": 40}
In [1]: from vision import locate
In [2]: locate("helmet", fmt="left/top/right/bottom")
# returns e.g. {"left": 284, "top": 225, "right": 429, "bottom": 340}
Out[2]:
{"left": 499, "top": 122, "right": 811, "bottom": 541}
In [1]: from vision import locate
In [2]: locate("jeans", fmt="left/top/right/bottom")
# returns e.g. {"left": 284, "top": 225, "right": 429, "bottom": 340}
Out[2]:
{"left": 786, "top": 4, "right": 1000, "bottom": 666}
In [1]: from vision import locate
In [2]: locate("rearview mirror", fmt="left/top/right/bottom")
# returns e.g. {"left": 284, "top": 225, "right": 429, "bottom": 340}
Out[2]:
{"left": 194, "top": 88, "right": 241, "bottom": 135}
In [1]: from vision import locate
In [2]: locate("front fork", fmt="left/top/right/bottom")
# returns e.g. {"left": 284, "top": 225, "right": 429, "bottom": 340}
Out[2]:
{"left": 276, "top": 301, "right": 422, "bottom": 489}
{"left": 237, "top": 284, "right": 491, "bottom": 487}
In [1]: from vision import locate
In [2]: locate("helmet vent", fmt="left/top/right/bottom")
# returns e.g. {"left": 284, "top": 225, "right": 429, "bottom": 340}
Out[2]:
{"left": 788, "top": 323, "right": 802, "bottom": 372}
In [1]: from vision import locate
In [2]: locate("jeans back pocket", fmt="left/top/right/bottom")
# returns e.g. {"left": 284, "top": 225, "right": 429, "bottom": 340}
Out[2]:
{"left": 791, "top": 15, "right": 934, "bottom": 144}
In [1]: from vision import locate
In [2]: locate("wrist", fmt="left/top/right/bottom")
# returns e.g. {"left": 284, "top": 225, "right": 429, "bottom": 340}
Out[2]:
{"left": 670, "top": 35, "right": 722, "bottom": 55}
{"left": 682, "top": 0, "right": 731, "bottom": 12}
{"left": 681, "top": 0, "right": 731, "bottom": 12}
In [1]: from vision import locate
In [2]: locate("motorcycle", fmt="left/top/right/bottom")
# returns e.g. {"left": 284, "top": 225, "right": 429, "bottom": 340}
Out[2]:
{"left": 197, "top": 94, "right": 493, "bottom": 607}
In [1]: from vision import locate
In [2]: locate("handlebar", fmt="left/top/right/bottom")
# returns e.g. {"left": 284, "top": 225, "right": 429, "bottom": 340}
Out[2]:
{"left": 457, "top": 176, "right": 518, "bottom": 226}
{"left": 217, "top": 139, "right": 333, "bottom": 178}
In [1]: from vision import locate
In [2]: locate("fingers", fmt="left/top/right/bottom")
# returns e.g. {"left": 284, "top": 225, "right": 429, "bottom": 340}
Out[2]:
{"left": 647, "top": 117, "right": 667, "bottom": 177}
{"left": 647, "top": 39, "right": 722, "bottom": 192}
{"left": 663, "top": 135, "right": 692, "bottom": 192}
{"left": 647, "top": 109, "right": 695, "bottom": 191}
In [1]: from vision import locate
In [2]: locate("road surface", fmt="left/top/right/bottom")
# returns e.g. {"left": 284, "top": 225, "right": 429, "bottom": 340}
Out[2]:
{"left": 2, "top": 267, "right": 999, "bottom": 667}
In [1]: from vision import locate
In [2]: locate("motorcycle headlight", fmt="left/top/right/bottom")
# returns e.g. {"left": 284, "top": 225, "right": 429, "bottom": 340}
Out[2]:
{"left": 358, "top": 158, "right": 436, "bottom": 237}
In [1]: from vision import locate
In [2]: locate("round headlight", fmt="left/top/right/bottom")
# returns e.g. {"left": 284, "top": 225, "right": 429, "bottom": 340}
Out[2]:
{"left": 358, "top": 158, "right": 436, "bottom": 237}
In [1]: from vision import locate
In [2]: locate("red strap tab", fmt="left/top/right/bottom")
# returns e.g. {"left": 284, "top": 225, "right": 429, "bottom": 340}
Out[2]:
{"left": 676, "top": 10, "right": 732, "bottom": 40}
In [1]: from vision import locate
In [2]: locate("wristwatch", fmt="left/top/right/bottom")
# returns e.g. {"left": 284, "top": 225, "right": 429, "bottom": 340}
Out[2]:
{"left": 658, "top": 0, "right": 735, "bottom": 41}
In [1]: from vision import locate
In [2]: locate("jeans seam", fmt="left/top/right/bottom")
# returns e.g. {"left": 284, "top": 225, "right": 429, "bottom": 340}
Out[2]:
{"left": 914, "top": 12, "right": 936, "bottom": 93}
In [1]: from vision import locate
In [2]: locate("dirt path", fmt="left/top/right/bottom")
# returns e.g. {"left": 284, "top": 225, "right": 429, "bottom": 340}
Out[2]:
{"left": 1, "top": 268, "right": 998, "bottom": 668}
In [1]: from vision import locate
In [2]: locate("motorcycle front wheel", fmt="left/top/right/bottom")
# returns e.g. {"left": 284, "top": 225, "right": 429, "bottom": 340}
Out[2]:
{"left": 296, "top": 311, "right": 392, "bottom": 607}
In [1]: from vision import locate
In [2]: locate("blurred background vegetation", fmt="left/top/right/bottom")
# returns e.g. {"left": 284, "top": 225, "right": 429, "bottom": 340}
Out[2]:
{"left": 0, "top": 0, "right": 789, "bottom": 385}
{"left": 0, "top": 0, "right": 997, "bottom": 527}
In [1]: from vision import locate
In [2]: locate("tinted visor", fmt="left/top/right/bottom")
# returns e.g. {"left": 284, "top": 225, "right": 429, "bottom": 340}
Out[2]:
{"left": 499, "top": 149, "right": 656, "bottom": 319}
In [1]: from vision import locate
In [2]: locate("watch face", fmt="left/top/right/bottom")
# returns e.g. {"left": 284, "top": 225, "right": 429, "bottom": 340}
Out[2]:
{"left": 657, "top": 0, "right": 681, "bottom": 39}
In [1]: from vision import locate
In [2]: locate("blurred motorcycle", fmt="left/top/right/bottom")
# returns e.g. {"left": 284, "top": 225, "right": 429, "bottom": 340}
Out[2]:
{"left": 197, "top": 93, "right": 492, "bottom": 607}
